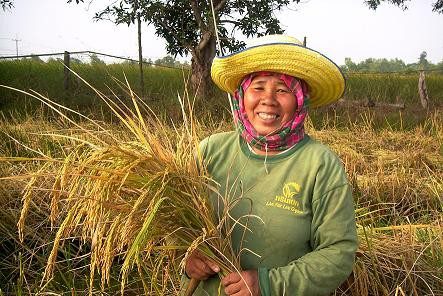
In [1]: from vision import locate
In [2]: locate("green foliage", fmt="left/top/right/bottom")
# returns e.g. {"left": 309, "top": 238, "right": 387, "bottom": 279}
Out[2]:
{"left": 419, "top": 51, "right": 429, "bottom": 69}
{"left": 365, "top": 0, "right": 443, "bottom": 13}
{"left": 154, "top": 55, "right": 189, "bottom": 68}
{"left": 89, "top": 53, "right": 105, "bottom": 65}
{"left": 0, "top": 0, "right": 13, "bottom": 11}
{"left": 29, "top": 55, "right": 44, "bottom": 63}
{"left": 341, "top": 56, "right": 443, "bottom": 73}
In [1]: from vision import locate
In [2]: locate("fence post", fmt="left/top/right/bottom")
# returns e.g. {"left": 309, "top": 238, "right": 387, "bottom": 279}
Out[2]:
{"left": 303, "top": 36, "right": 307, "bottom": 47}
{"left": 64, "top": 51, "right": 70, "bottom": 90}
{"left": 418, "top": 70, "right": 429, "bottom": 110}
{"left": 137, "top": 13, "right": 145, "bottom": 98}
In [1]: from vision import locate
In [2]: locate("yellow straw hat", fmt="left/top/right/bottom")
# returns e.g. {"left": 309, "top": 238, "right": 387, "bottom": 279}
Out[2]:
{"left": 211, "top": 34, "right": 345, "bottom": 108}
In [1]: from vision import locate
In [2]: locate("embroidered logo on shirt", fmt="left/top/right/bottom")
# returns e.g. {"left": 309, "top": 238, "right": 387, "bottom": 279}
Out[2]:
{"left": 266, "top": 182, "right": 303, "bottom": 214}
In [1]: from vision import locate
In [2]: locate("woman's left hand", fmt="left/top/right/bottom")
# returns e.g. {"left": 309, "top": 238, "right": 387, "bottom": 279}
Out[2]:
{"left": 221, "top": 270, "right": 261, "bottom": 296}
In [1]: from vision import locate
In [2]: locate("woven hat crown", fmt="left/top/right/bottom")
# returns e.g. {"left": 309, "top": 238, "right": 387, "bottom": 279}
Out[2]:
{"left": 245, "top": 35, "right": 303, "bottom": 47}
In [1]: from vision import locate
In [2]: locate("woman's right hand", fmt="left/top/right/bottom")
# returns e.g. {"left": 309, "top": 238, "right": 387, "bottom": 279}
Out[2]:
{"left": 185, "top": 251, "right": 220, "bottom": 280}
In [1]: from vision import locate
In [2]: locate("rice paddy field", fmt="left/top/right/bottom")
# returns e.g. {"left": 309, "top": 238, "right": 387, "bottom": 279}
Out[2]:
{"left": 0, "top": 59, "right": 442, "bottom": 295}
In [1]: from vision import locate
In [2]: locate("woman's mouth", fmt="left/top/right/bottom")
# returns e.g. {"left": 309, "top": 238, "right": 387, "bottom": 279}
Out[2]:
{"left": 257, "top": 112, "right": 278, "bottom": 120}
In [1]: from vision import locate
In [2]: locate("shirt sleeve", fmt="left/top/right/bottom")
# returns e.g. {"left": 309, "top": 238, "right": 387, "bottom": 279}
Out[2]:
{"left": 259, "top": 164, "right": 358, "bottom": 295}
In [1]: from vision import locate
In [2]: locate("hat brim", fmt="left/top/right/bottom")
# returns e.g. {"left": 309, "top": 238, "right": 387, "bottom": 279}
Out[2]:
{"left": 211, "top": 43, "right": 345, "bottom": 108}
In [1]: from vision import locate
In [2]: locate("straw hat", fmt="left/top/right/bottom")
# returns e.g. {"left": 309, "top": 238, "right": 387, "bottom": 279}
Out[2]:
{"left": 211, "top": 35, "right": 345, "bottom": 108}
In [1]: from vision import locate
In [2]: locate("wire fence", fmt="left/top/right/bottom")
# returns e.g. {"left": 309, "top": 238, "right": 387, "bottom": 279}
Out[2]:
{"left": 0, "top": 51, "right": 442, "bottom": 110}
{"left": 1, "top": 50, "right": 442, "bottom": 74}
{"left": 0, "top": 50, "right": 186, "bottom": 70}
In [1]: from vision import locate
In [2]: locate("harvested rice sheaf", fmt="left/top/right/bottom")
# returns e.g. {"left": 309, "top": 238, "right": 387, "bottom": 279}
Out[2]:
{"left": 10, "top": 83, "right": 241, "bottom": 295}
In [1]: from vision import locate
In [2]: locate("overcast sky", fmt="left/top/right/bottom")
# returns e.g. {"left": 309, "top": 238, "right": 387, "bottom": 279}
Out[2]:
{"left": 1, "top": 0, "right": 442, "bottom": 65}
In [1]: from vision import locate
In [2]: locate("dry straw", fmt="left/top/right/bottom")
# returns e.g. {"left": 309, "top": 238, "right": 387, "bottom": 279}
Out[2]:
{"left": 2, "top": 74, "right": 245, "bottom": 295}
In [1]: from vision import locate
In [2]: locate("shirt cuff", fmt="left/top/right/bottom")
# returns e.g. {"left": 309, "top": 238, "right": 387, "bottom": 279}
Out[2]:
{"left": 258, "top": 267, "right": 271, "bottom": 296}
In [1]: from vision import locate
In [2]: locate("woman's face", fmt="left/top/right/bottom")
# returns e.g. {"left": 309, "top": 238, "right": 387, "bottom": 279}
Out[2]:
{"left": 243, "top": 74, "right": 297, "bottom": 136}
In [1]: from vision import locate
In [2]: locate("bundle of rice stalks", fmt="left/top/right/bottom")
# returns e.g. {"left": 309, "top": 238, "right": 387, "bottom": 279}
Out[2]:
{"left": 1, "top": 79, "right": 241, "bottom": 295}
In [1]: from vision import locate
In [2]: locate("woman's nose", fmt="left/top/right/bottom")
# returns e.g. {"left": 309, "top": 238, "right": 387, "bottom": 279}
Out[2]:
{"left": 260, "top": 90, "right": 277, "bottom": 105}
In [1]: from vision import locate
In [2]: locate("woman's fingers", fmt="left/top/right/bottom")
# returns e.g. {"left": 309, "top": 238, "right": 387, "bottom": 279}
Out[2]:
{"left": 203, "top": 257, "right": 220, "bottom": 273}
{"left": 185, "top": 251, "right": 220, "bottom": 280}
{"left": 221, "top": 272, "right": 241, "bottom": 286}
{"left": 222, "top": 270, "right": 260, "bottom": 296}
{"left": 222, "top": 273, "right": 242, "bottom": 295}
{"left": 224, "top": 282, "right": 242, "bottom": 295}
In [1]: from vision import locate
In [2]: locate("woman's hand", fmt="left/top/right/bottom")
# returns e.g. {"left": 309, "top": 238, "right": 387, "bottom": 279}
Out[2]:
{"left": 222, "top": 270, "right": 261, "bottom": 296}
{"left": 185, "top": 251, "right": 220, "bottom": 280}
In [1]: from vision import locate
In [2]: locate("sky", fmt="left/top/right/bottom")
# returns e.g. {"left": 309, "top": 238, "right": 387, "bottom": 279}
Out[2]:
{"left": 0, "top": 0, "right": 442, "bottom": 66}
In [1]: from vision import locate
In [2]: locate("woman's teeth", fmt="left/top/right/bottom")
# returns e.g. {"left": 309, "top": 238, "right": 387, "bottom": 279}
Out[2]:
{"left": 258, "top": 113, "right": 277, "bottom": 120}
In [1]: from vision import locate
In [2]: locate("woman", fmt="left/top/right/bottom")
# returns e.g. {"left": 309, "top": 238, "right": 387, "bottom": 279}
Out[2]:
{"left": 182, "top": 35, "right": 358, "bottom": 296}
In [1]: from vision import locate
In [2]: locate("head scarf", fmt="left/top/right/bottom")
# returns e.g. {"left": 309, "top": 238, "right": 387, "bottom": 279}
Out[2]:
{"left": 231, "top": 71, "right": 309, "bottom": 152}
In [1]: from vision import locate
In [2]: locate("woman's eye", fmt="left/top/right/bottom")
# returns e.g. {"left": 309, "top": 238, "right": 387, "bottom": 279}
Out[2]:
{"left": 277, "top": 89, "right": 289, "bottom": 93}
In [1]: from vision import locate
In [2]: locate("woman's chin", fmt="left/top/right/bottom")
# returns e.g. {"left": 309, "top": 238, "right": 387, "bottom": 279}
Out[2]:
{"left": 255, "top": 127, "right": 280, "bottom": 136}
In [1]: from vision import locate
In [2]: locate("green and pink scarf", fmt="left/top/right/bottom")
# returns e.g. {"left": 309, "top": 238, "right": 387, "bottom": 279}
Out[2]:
{"left": 232, "top": 71, "right": 309, "bottom": 152}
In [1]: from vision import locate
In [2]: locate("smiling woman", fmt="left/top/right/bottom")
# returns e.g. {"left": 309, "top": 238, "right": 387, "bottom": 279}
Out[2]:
{"left": 181, "top": 34, "right": 358, "bottom": 296}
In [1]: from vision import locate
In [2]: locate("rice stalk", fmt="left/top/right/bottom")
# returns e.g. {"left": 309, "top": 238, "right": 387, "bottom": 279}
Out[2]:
{"left": 2, "top": 78, "right": 242, "bottom": 294}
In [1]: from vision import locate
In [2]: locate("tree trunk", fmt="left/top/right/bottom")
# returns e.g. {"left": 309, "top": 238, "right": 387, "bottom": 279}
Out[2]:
{"left": 190, "top": 33, "right": 216, "bottom": 99}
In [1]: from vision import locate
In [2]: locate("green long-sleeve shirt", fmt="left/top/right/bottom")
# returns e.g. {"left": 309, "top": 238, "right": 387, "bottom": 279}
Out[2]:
{"left": 182, "top": 131, "right": 357, "bottom": 296}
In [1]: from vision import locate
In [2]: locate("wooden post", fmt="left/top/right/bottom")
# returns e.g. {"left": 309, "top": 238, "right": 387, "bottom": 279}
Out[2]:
{"left": 135, "top": 0, "right": 145, "bottom": 99}
{"left": 137, "top": 14, "right": 145, "bottom": 99}
{"left": 303, "top": 36, "right": 307, "bottom": 47}
{"left": 64, "top": 51, "right": 70, "bottom": 90}
{"left": 418, "top": 70, "right": 429, "bottom": 110}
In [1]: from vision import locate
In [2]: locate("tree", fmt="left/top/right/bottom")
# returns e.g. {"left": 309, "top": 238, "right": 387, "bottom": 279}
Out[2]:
{"left": 0, "top": 0, "right": 13, "bottom": 11}
{"left": 154, "top": 55, "right": 176, "bottom": 67}
{"left": 71, "top": 0, "right": 302, "bottom": 98}
{"left": 154, "top": 55, "right": 190, "bottom": 68}
{"left": 365, "top": 0, "right": 443, "bottom": 13}
{"left": 90, "top": 53, "right": 105, "bottom": 65}
{"left": 30, "top": 54, "right": 44, "bottom": 63}
{"left": 341, "top": 57, "right": 410, "bottom": 72}
{"left": 343, "top": 57, "right": 358, "bottom": 72}
{"left": 419, "top": 51, "right": 429, "bottom": 69}
{"left": 71, "top": 57, "right": 84, "bottom": 64}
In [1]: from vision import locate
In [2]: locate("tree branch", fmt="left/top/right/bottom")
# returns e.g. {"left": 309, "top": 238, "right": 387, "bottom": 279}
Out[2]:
{"left": 433, "top": 0, "right": 443, "bottom": 13}
{"left": 219, "top": 19, "right": 241, "bottom": 26}
{"left": 189, "top": 0, "right": 206, "bottom": 31}
{"left": 154, "top": 15, "right": 193, "bottom": 53}
{"left": 197, "top": 31, "right": 213, "bottom": 53}
{"left": 214, "top": 0, "right": 227, "bottom": 12}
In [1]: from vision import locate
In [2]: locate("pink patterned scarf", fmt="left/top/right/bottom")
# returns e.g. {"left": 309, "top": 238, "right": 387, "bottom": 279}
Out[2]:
{"left": 231, "top": 72, "right": 309, "bottom": 151}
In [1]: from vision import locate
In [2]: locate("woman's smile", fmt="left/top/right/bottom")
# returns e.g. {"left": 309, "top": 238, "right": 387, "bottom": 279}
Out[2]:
{"left": 257, "top": 112, "right": 278, "bottom": 120}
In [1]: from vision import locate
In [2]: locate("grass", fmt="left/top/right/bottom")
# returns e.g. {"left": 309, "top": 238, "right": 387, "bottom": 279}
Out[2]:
{"left": 1, "top": 59, "right": 442, "bottom": 122}
{"left": 0, "top": 59, "right": 188, "bottom": 118}
{"left": 344, "top": 72, "right": 443, "bottom": 104}
{"left": 0, "top": 69, "right": 442, "bottom": 295}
